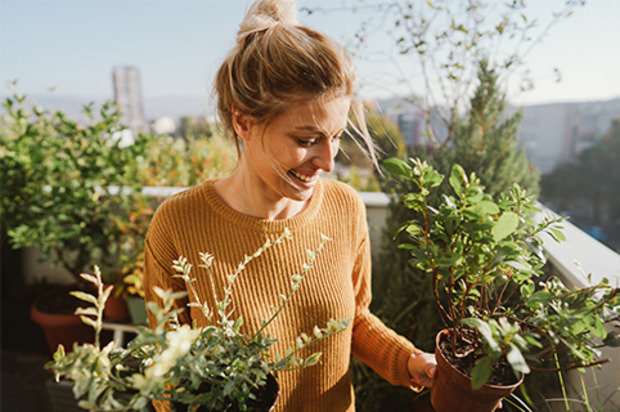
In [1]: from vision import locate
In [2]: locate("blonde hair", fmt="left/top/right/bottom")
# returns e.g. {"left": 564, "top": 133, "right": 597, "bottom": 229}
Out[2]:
{"left": 214, "top": 0, "right": 378, "bottom": 167}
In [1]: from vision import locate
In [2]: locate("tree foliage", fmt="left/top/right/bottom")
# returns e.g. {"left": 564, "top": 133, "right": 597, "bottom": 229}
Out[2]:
{"left": 0, "top": 85, "right": 150, "bottom": 282}
{"left": 448, "top": 60, "right": 539, "bottom": 198}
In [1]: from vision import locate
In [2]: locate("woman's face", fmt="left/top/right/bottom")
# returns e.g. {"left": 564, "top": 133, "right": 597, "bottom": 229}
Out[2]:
{"left": 240, "top": 95, "right": 351, "bottom": 203}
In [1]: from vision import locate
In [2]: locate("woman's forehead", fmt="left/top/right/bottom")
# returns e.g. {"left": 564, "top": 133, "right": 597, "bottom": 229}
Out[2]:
{"left": 279, "top": 96, "right": 351, "bottom": 129}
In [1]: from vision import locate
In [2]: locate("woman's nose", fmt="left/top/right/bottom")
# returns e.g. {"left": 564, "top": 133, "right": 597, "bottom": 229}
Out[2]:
{"left": 312, "top": 139, "right": 338, "bottom": 172}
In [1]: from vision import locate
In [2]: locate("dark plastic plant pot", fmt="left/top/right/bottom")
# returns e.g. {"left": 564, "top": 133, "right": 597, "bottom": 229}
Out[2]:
{"left": 125, "top": 296, "right": 148, "bottom": 325}
{"left": 46, "top": 377, "right": 155, "bottom": 412}
{"left": 430, "top": 329, "right": 523, "bottom": 412}
{"left": 170, "top": 373, "right": 280, "bottom": 412}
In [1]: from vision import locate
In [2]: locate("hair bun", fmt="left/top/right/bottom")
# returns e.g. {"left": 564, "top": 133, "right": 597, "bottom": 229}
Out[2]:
{"left": 238, "top": 0, "right": 298, "bottom": 39}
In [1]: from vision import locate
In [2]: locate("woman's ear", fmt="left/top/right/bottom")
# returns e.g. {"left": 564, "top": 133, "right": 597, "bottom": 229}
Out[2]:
{"left": 231, "top": 108, "right": 253, "bottom": 141}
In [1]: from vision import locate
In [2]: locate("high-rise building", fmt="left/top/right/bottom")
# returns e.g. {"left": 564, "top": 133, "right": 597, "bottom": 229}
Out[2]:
{"left": 113, "top": 66, "right": 145, "bottom": 133}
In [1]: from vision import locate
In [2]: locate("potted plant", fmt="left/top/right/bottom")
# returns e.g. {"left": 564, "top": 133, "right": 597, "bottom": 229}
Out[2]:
{"left": 47, "top": 230, "right": 350, "bottom": 411}
{"left": 1, "top": 87, "right": 152, "bottom": 352}
{"left": 384, "top": 157, "right": 620, "bottom": 412}
{"left": 110, "top": 195, "right": 155, "bottom": 325}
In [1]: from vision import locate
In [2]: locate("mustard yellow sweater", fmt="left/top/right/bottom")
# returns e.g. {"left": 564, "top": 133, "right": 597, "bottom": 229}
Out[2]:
{"left": 144, "top": 178, "right": 420, "bottom": 411}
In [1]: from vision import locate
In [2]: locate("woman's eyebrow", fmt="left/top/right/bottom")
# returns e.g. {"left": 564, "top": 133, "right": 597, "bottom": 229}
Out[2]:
{"left": 293, "top": 125, "right": 345, "bottom": 136}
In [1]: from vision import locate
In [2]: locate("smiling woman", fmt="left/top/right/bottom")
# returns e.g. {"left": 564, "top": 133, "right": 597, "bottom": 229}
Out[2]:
{"left": 220, "top": 96, "right": 350, "bottom": 219}
{"left": 143, "top": 1, "right": 437, "bottom": 411}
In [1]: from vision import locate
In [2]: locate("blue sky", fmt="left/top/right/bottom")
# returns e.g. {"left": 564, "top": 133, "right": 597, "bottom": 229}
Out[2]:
{"left": 1, "top": 0, "right": 619, "bottom": 108}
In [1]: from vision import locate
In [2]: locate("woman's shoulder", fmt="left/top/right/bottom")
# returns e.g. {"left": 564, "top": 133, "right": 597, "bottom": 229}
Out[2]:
{"left": 160, "top": 181, "right": 210, "bottom": 209}
{"left": 150, "top": 181, "right": 212, "bottom": 227}
{"left": 320, "top": 178, "right": 365, "bottom": 210}
{"left": 323, "top": 179, "right": 361, "bottom": 201}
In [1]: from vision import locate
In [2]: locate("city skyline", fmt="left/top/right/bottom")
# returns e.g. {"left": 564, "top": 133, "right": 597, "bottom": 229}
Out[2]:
{"left": 1, "top": 0, "right": 619, "bottom": 109}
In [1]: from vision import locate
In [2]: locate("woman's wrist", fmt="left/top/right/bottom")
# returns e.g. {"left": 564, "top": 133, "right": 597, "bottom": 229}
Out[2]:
{"left": 406, "top": 351, "right": 425, "bottom": 391}
{"left": 407, "top": 351, "right": 437, "bottom": 390}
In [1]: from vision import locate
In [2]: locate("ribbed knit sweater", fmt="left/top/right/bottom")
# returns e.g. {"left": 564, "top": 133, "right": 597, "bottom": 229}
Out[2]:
{"left": 144, "top": 178, "right": 421, "bottom": 411}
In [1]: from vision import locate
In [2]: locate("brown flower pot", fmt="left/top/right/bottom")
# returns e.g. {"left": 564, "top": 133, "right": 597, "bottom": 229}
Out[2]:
{"left": 30, "top": 301, "right": 94, "bottom": 355}
{"left": 103, "top": 290, "right": 130, "bottom": 322}
{"left": 430, "top": 329, "right": 523, "bottom": 412}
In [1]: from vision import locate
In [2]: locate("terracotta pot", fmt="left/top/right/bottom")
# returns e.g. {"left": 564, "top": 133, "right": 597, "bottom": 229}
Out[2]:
{"left": 103, "top": 290, "right": 130, "bottom": 322}
{"left": 30, "top": 300, "right": 94, "bottom": 355}
{"left": 170, "top": 373, "right": 280, "bottom": 412}
{"left": 430, "top": 329, "right": 523, "bottom": 412}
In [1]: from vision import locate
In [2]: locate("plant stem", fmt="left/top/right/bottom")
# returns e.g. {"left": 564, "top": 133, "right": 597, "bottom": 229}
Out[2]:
{"left": 251, "top": 236, "right": 327, "bottom": 341}
{"left": 580, "top": 374, "right": 592, "bottom": 412}
{"left": 530, "top": 358, "right": 610, "bottom": 373}
{"left": 554, "top": 352, "right": 570, "bottom": 411}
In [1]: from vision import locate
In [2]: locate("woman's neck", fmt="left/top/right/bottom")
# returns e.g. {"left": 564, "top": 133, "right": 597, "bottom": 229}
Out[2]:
{"left": 213, "top": 170, "right": 309, "bottom": 221}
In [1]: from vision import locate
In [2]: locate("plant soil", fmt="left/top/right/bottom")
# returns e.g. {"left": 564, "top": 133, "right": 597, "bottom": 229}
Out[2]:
{"left": 439, "top": 331, "right": 520, "bottom": 387}
{"left": 35, "top": 285, "right": 84, "bottom": 315}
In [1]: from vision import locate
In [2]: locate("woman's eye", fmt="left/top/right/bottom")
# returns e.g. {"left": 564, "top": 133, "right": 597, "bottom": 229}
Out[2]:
{"left": 296, "top": 138, "right": 317, "bottom": 147}
{"left": 294, "top": 134, "right": 340, "bottom": 147}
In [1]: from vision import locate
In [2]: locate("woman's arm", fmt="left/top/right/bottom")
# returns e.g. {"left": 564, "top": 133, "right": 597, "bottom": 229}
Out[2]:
{"left": 349, "top": 202, "right": 436, "bottom": 390}
{"left": 143, "top": 206, "right": 191, "bottom": 328}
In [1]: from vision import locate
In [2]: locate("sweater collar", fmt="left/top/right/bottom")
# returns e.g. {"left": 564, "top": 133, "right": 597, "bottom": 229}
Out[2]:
{"left": 201, "top": 178, "right": 324, "bottom": 233}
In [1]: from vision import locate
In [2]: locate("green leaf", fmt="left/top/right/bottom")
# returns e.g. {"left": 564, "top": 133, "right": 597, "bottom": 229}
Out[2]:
{"left": 70, "top": 291, "right": 98, "bottom": 305}
{"left": 492, "top": 212, "right": 519, "bottom": 242}
{"left": 423, "top": 168, "right": 444, "bottom": 188}
{"left": 304, "top": 352, "right": 322, "bottom": 367}
{"left": 80, "top": 316, "right": 97, "bottom": 329}
{"left": 506, "top": 344, "right": 530, "bottom": 376}
{"left": 478, "top": 200, "right": 500, "bottom": 215}
{"left": 523, "top": 335, "right": 543, "bottom": 348}
{"left": 461, "top": 318, "right": 500, "bottom": 354}
{"left": 463, "top": 205, "right": 483, "bottom": 219}
{"left": 471, "top": 356, "right": 493, "bottom": 390}
{"left": 519, "top": 282, "right": 534, "bottom": 298}
{"left": 593, "top": 317, "right": 607, "bottom": 339}
{"left": 383, "top": 158, "right": 411, "bottom": 179}
{"left": 549, "top": 228, "right": 566, "bottom": 242}
{"left": 234, "top": 316, "right": 244, "bottom": 332}
{"left": 75, "top": 307, "right": 98, "bottom": 317}
{"left": 437, "top": 253, "right": 462, "bottom": 267}
{"left": 570, "top": 319, "right": 587, "bottom": 335}
{"left": 449, "top": 164, "right": 467, "bottom": 196}
{"left": 79, "top": 273, "right": 98, "bottom": 285}
{"left": 402, "top": 193, "right": 425, "bottom": 208}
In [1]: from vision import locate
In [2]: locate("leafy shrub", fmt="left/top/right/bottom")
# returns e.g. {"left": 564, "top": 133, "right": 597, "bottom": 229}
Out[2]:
{"left": 0, "top": 87, "right": 150, "bottom": 285}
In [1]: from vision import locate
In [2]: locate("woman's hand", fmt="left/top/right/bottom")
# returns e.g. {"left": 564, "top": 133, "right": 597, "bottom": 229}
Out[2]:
{"left": 407, "top": 351, "right": 437, "bottom": 388}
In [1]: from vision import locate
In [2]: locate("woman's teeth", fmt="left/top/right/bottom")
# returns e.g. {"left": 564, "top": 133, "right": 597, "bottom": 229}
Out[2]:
{"left": 290, "top": 170, "right": 313, "bottom": 182}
